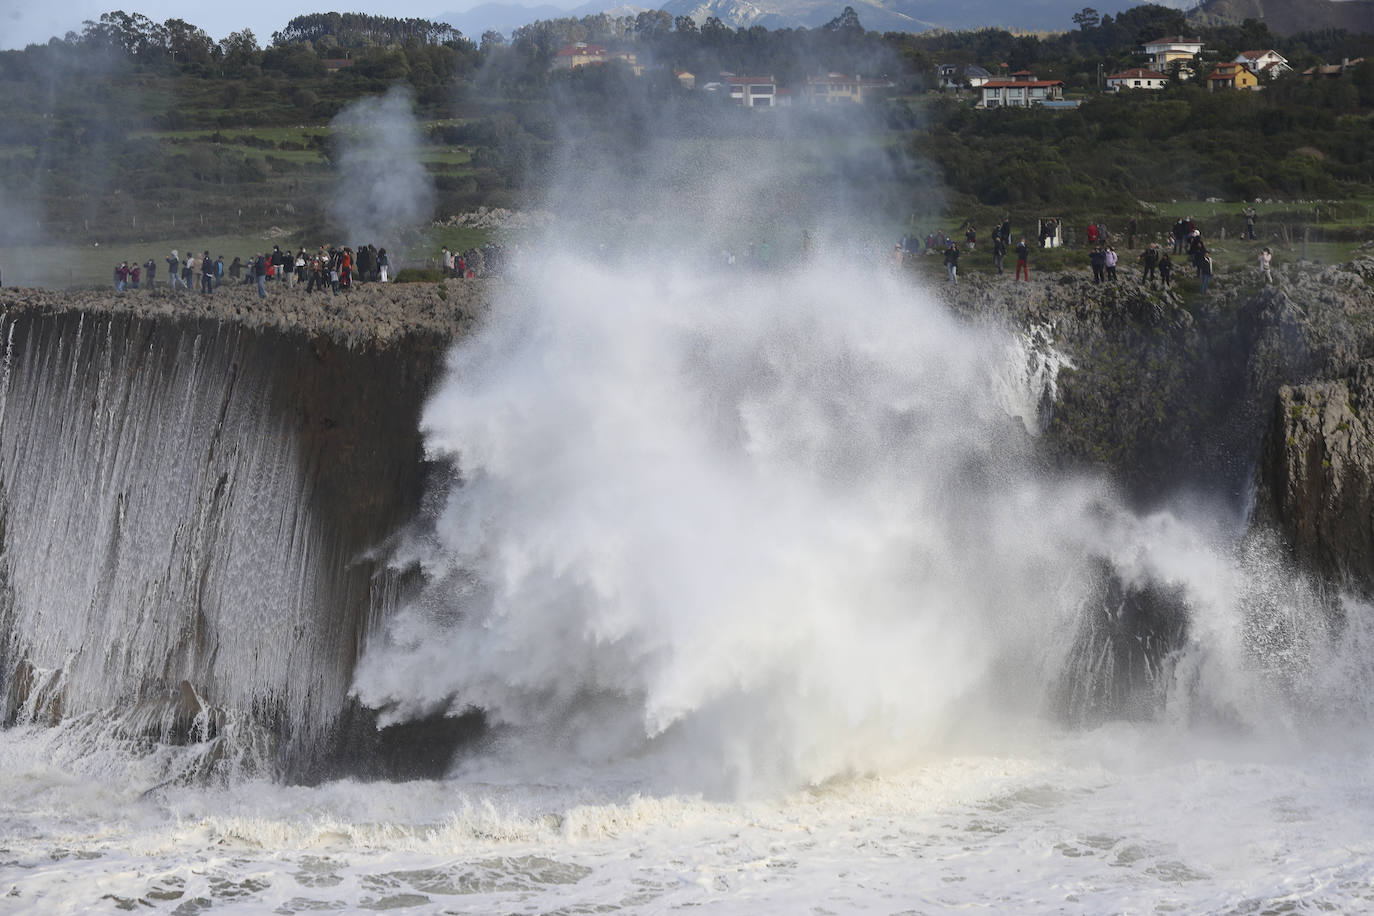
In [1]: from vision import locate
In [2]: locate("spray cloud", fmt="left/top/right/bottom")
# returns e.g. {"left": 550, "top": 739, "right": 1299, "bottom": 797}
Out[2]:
{"left": 328, "top": 85, "right": 434, "bottom": 251}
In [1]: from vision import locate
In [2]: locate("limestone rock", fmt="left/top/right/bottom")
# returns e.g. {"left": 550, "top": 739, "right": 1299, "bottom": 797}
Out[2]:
{"left": 1257, "top": 359, "right": 1374, "bottom": 593}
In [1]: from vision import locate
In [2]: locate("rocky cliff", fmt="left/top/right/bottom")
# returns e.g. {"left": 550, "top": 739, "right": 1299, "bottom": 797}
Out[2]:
{"left": 937, "top": 256, "right": 1374, "bottom": 521}
{"left": 0, "top": 280, "right": 498, "bottom": 783}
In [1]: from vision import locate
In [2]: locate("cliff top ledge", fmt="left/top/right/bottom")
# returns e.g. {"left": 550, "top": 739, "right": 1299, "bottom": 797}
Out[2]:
{"left": 0, "top": 279, "right": 496, "bottom": 347}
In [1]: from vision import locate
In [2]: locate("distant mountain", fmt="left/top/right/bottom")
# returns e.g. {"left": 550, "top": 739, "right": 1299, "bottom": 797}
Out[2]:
{"left": 1187, "top": 0, "right": 1374, "bottom": 35}
{"left": 660, "top": 0, "right": 936, "bottom": 32}
{"left": 445, "top": 0, "right": 1193, "bottom": 39}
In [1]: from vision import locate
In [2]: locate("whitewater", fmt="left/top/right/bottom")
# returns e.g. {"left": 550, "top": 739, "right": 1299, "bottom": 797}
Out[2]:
{"left": 4, "top": 254, "right": 1374, "bottom": 913}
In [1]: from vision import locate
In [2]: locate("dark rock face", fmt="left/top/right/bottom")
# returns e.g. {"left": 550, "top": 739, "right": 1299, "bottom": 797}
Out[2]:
{"left": 1256, "top": 359, "right": 1374, "bottom": 594}
{"left": 942, "top": 258, "right": 1374, "bottom": 516}
{"left": 0, "top": 300, "right": 468, "bottom": 782}
{"left": 1054, "top": 559, "right": 1191, "bottom": 727}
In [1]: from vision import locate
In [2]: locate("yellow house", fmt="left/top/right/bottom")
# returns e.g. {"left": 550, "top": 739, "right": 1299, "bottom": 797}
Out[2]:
{"left": 1205, "top": 62, "right": 1260, "bottom": 91}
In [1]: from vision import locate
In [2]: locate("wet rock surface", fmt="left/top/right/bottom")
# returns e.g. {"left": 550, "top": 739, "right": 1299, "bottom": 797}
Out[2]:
{"left": 938, "top": 258, "right": 1374, "bottom": 519}
{"left": 0, "top": 278, "right": 496, "bottom": 348}
{"left": 1257, "top": 359, "right": 1374, "bottom": 593}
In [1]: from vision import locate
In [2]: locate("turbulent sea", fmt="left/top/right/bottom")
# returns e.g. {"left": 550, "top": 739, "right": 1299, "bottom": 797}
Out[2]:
{"left": 5, "top": 723, "right": 1374, "bottom": 912}
{"left": 5, "top": 255, "right": 1374, "bottom": 913}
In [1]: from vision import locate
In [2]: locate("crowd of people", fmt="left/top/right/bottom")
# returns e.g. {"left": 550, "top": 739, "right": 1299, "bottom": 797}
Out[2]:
{"left": 440, "top": 243, "right": 507, "bottom": 279}
{"left": 901, "top": 206, "right": 1279, "bottom": 292}
{"left": 902, "top": 216, "right": 1033, "bottom": 283}
{"left": 112, "top": 240, "right": 510, "bottom": 295}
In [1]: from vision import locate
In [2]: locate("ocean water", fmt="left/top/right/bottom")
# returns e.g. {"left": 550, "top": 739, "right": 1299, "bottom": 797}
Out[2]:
{"left": 5, "top": 721, "right": 1374, "bottom": 913}
{"left": 5, "top": 256, "right": 1374, "bottom": 913}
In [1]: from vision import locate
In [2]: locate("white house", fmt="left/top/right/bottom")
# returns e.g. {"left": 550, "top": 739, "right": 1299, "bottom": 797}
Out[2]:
{"left": 1106, "top": 67, "right": 1168, "bottom": 91}
{"left": 1235, "top": 49, "right": 1291, "bottom": 79}
{"left": 938, "top": 63, "right": 992, "bottom": 89}
{"left": 979, "top": 71, "right": 1065, "bottom": 108}
{"left": 727, "top": 75, "right": 777, "bottom": 107}
{"left": 1142, "top": 35, "right": 1205, "bottom": 78}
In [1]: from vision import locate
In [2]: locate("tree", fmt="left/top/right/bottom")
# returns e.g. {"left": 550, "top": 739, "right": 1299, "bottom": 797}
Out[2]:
{"left": 1072, "top": 8, "right": 1100, "bottom": 32}
{"left": 824, "top": 6, "right": 864, "bottom": 35}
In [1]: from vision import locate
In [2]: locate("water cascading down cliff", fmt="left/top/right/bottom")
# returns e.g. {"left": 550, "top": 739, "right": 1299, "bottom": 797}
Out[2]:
{"left": 0, "top": 305, "right": 456, "bottom": 782}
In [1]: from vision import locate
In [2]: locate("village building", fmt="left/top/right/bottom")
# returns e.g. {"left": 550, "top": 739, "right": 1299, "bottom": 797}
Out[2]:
{"left": 727, "top": 75, "right": 778, "bottom": 107}
{"left": 937, "top": 63, "right": 992, "bottom": 89}
{"left": 978, "top": 70, "right": 1065, "bottom": 108}
{"left": 1142, "top": 35, "right": 1205, "bottom": 79}
{"left": 1304, "top": 57, "right": 1365, "bottom": 78}
{"left": 1235, "top": 49, "right": 1292, "bottom": 79}
{"left": 801, "top": 73, "right": 897, "bottom": 104}
{"left": 1206, "top": 61, "right": 1260, "bottom": 91}
{"left": 1105, "top": 67, "right": 1168, "bottom": 91}
{"left": 552, "top": 42, "right": 643, "bottom": 76}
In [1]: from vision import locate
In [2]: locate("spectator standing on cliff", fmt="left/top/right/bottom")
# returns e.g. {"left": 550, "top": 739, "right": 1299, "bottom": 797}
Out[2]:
{"left": 1140, "top": 243, "right": 1159, "bottom": 285}
{"left": 1244, "top": 206, "right": 1257, "bottom": 240}
{"left": 1015, "top": 239, "right": 1030, "bottom": 280}
{"left": 378, "top": 248, "right": 390, "bottom": 282}
{"left": 965, "top": 225, "right": 976, "bottom": 250}
{"left": 167, "top": 251, "right": 181, "bottom": 289}
{"left": 1001, "top": 216, "right": 1011, "bottom": 246}
{"left": 442, "top": 246, "right": 453, "bottom": 277}
{"left": 992, "top": 233, "right": 1006, "bottom": 274}
{"left": 215, "top": 256, "right": 224, "bottom": 288}
{"left": 254, "top": 254, "right": 267, "bottom": 298}
{"left": 115, "top": 261, "right": 129, "bottom": 291}
{"left": 1172, "top": 219, "right": 1186, "bottom": 254}
{"left": 182, "top": 251, "right": 195, "bottom": 291}
{"left": 944, "top": 242, "right": 959, "bottom": 284}
{"left": 1200, "top": 251, "right": 1214, "bottom": 293}
{"left": 1259, "top": 247, "right": 1273, "bottom": 283}
{"left": 1089, "top": 245, "right": 1105, "bottom": 283}
{"left": 229, "top": 257, "right": 242, "bottom": 283}
{"left": 200, "top": 252, "right": 214, "bottom": 294}
{"left": 129, "top": 262, "right": 140, "bottom": 289}
{"left": 1159, "top": 252, "right": 1173, "bottom": 287}
{"left": 1105, "top": 246, "right": 1118, "bottom": 281}
{"left": 144, "top": 257, "right": 156, "bottom": 288}
{"left": 1188, "top": 231, "right": 1205, "bottom": 276}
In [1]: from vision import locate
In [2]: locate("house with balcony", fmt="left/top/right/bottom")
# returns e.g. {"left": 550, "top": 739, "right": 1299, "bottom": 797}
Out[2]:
{"left": 1142, "top": 35, "right": 1205, "bottom": 79}
{"left": 728, "top": 75, "right": 778, "bottom": 107}
{"left": 1106, "top": 67, "right": 1168, "bottom": 91}
{"left": 1236, "top": 49, "right": 1291, "bottom": 79}
{"left": 1206, "top": 61, "right": 1260, "bottom": 91}
{"left": 801, "top": 73, "right": 897, "bottom": 104}
{"left": 978, "top": 71, "right": 1065, "bottom": 108}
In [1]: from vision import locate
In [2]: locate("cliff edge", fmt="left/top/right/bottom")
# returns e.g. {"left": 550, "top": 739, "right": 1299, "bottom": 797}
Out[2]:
{"left": 0, "top": 279, "right": 495, "bottom": 347}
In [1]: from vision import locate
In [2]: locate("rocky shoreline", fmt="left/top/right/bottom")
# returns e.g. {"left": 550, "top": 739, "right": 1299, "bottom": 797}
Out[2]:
{"left": 0, "top": 279, "right": 497, "bottom": 348}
